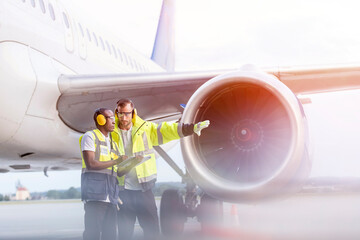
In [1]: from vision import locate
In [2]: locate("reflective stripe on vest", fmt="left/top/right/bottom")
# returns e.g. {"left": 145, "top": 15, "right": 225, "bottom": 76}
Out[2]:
{"left": 81, "top": 129, "right": 120, "bottom": 178}
{"left": 138, "top": 170, "right": 157, "bottom": 183}
{"left": 116, "top": 119, "right": 182, "bottom": 190}
{"left": 134, "top": 131, "right": 156, "bottom": 181}
{"left": 117, "top": 131, "right": 156, "bottom": 189}
{"left": 157, "top": 122, "right": 163, "bottom": 145}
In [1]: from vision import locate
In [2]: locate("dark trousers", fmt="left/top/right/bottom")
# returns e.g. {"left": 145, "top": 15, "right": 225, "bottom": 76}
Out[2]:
{"left": 117, "top": 189, "right": 160, "bottom": 240}
{"left": 83, "top": 201, "right": 117, "bottom": 240}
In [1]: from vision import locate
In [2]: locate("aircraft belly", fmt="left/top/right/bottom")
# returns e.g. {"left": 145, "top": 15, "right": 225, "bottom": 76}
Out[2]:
{"left": 7, "top": 114, "right": 81, "bottom": 160}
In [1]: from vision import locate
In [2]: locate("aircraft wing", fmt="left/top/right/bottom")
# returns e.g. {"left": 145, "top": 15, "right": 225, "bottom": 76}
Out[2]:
{"left": 58, "top": 70, "right": 224, "bottom": 133}
{"left": 58, "top": 65, "right": 360, "bottom": 133}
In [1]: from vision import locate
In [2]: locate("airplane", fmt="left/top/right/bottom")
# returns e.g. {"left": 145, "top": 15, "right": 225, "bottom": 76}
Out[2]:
{"left": 1, "top": 0, "right": 360, "bottom": 236}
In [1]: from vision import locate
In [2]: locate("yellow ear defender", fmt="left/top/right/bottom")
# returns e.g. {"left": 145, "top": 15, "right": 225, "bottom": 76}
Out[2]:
{"left": 132, "top": 108, "right": 137, "bottom": 118}
{"left": 96, "top": 114, "right": 107, "bottom": 126}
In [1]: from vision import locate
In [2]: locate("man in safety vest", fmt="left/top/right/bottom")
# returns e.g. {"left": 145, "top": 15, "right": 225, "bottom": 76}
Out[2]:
{"left": 80, "top": 108, "right": 141, "bottom": 240}
{"left": 112, "top": 99, "right": 210, "bottom": 240}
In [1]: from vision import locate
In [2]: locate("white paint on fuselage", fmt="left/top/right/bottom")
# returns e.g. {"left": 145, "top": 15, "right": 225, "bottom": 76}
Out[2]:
{"left": 0, "top": 0, "right": 165, "bottom": 168}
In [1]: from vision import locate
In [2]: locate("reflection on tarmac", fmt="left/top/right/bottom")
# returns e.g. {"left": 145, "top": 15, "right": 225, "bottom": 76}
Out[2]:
{"left": 1, "top": 193, "right": 360, "bottom": 240}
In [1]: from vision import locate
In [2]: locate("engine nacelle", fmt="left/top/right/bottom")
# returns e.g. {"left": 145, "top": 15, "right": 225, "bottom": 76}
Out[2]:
{"left": 181, "top": 67, "right": 311, "bottom": 203}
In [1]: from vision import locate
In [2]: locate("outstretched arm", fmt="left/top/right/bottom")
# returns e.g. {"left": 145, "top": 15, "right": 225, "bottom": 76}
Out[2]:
{"left": 193, "top": 120, "right": 210, "bottom": 136}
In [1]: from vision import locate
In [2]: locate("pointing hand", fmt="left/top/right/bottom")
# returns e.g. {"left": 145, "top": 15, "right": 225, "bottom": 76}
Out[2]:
{"left": 194, "top": 120, "right": 210, "bottom": 136}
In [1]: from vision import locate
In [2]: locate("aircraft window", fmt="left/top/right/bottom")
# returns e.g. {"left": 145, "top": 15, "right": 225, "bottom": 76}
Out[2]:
{"left": 30, "top": 0, "right": 35, "bottom": 7}
{"left": 105, "top": 40, "right": 111, "bottom": 55}
{"left": 124, "top": 53, "right": 129, "bottom": 65}
{"left": 117, "top": 49, "right": 123, "bottom": 62}
{"left": 99, "top": 37, "right": 105, "bottom": 51}
{"left": 134, "top": 61, "right": 139, "bottom": 71}
{"left": 92, "top": 32, "right": 98, "bottom": 46}
{"left": 48, "top": 3, "right": 55, "bottom": 21}
{"left": 86, "top": 28, "right": 91, "bottom": 42}
{"left": 78, "top": 23, "right": 84, "bottom": 37}
{"left": 39, "top": 0, "right": 45, "bottom": 13}
{"left": 112, "top": 45, "right": 117, "bottom": 58}
{"left": 62, "top": 12, "right": 69, "bottom": 29}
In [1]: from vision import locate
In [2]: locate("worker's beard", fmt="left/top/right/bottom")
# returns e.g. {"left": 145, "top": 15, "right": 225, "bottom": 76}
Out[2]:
{"left": 119, "top": 120, "right": 132, "bottom": 130}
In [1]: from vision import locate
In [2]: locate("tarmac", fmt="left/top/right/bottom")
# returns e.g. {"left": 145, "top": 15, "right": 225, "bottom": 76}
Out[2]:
{"left": 1, "top": 193, "right": 360, "bottom": 240}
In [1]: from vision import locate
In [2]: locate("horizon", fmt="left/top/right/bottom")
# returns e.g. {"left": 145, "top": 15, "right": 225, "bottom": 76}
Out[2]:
{"left": 4, "top": 176, "right": 360, "bottom": 197}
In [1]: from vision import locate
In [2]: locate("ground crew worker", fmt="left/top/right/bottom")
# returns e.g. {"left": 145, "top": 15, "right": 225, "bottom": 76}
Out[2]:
{"left": 112, "top": 98, "right": 210, "bottom": 240}
{"left": 80, "top": 108, "right": 140, "bottom": 240}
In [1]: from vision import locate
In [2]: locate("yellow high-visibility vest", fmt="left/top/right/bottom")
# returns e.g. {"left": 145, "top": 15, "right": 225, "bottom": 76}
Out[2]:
{"left": 80, "top": 129, "right": 120, "bottom": 177}
{"left": 112, "top": 115, "right": 183, "bottom": 190}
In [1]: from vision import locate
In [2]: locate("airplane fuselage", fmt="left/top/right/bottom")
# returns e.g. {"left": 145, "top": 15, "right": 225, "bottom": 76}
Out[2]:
{"left": 0, "top": 0, "right": 164, "bottom": 172}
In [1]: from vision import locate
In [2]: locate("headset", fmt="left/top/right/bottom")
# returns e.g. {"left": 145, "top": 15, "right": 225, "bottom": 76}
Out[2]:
{"left": 94, "top": 108, "right": 107, "bottom": 126}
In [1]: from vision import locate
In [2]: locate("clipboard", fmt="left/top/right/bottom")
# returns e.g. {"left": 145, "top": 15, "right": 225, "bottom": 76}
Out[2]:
{"left": 117, "top": 155, "right": 151, "bottom": 169}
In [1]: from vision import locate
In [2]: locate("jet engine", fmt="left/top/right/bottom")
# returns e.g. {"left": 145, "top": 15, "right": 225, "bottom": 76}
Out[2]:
{"left": 180, "top": 67, "right": 311, "bottom": 203}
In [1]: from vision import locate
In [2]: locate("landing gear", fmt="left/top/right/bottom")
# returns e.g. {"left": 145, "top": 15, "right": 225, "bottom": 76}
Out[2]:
{"left": 154, "top": 146, "right": 224, "bottom": 235}
{"left": 159, "top": 186, "right": 224, "bottom": 235}
{"left": 197, "top": 194, "right": 223, "bottom": 231}
{"left": 160, "top": 189, "right": 186, "bottom": 236}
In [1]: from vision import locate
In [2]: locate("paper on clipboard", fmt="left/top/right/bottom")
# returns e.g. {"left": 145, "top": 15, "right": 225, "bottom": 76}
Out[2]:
{"left": 117, "top": 155, "right": 151, "bottom": 169}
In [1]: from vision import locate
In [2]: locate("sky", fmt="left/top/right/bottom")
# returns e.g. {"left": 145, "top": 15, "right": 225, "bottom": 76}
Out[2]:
{"left": 1, "top": 0, "right": 360, "bottom": 194}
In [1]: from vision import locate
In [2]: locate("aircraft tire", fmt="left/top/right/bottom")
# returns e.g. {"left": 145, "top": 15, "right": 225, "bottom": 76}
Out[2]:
{"left": 198, "top": 194, "right": 223, "bottom": 231}
{"left": 160, "top": 189, "right": 186, "bottom": 236}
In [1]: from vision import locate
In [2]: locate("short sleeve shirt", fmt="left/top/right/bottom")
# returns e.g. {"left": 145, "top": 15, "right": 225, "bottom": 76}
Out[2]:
{"left": 80, "top": 130, "right": 111, "bottom": 202}
{"left": 81, "top": 131, "right": 110, "bottom": 152}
